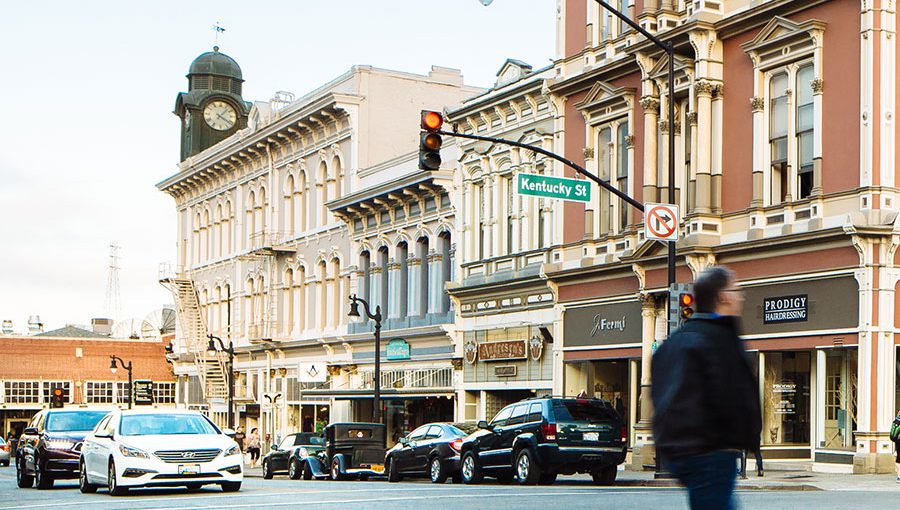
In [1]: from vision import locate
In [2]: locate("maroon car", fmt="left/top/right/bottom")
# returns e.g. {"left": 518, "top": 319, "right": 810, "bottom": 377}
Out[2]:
{"left": 16, "top": 409, "right": 109, "bottom": 489}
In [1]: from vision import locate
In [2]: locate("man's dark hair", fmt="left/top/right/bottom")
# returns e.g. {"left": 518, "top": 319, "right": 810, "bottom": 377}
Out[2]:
{"left": 693, "top": 266, "right": 734, "bottom": 313}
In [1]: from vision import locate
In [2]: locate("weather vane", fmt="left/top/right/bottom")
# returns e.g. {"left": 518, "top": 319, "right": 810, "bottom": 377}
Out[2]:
{"left": 212, "top": 21, "right": 226, "bottom": 47}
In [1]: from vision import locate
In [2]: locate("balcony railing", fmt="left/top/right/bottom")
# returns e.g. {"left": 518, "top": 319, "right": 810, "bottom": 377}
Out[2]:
{"left": 353, "top": 367, "right": 454, "bottom": 391}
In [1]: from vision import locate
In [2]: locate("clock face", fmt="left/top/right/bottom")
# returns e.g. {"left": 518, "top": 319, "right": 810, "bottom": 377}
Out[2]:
{"left": 203, "top": 100, "right": 237, "bottom": 131}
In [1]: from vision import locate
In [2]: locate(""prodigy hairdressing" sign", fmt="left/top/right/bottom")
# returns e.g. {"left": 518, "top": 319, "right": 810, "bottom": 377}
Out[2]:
{"left": 763, "top": 295, "right": 808, "bottom": 324}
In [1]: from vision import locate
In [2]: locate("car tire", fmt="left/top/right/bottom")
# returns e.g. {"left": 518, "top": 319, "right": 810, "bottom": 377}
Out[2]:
{"left": 79, "top": 460, "right": 98, "bottom": 494}
{"left": 0, "top": 461, "right": 8, "bottom": 467}
{"left": 429, "top": 456, "right": 448, "bottom": 484}
{"left": 221, "top": 481, "right": 241, "bottom": 492}
{"left": 386, "top": 457, "right": 401, "bottom": 483}
{"left": 591, "top": 465, "right": 617, "bottom": 486}
{"left": 16, "top": 458, "right": 34, "bottom": 488}
{"left": 186, "top": 483, "right": 203, "bottom": 491}
{"left": 289, "top": 459, "right": 302, "bottom": 480}
{"left": 514, "top": 449, "right": 541, "bottom": 485}
{"left": 330, "top": 457, "right": 345, "bottom": 481}
{"left": 34, "top": 461, "right": 54, "bottom": 490}
{"left": 108, "top": 460, "right": 128, "bottom": 496}
{"left": 460, "top": 451, "right": 483, "bottom": 485}
{"left": 538, "top": 471, "right": 557, "bottom": 485}
{"left": 262, "top": 459, "right": 273, "bottom": 479}
{"left": 302, "top": 460, "right": 313, "bottom": 481}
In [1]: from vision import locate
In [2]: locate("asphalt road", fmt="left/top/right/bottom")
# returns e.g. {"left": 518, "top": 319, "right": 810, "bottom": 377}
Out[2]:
{"left": 0, "top": 466, "right": 896, "bottom": 510}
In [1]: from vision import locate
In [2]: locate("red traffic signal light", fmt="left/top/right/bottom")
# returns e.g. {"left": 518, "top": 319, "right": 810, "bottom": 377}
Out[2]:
{"left": 419, "top": 110, "right": 444, "bottom": 170}
{"left": 679, "top": 293, "right": 695, "bottom": 320}
{"left": 421, "top": 110, "right": 443, "bottom": 131}
{"left": 50, "top": 387, "right": 65, "bottom": 408}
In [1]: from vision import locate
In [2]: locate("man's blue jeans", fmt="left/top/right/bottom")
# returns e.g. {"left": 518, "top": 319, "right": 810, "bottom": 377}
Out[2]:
{"left": 665, "top": 450, "right": 740, "bottom": 510}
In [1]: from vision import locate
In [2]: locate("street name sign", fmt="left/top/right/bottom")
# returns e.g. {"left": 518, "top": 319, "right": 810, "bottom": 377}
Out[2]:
{"left": 516, "top": 173, "right": 591, "bottom": 203}
{"left": 645, "top": 203, "right": 680, "bottom": 242}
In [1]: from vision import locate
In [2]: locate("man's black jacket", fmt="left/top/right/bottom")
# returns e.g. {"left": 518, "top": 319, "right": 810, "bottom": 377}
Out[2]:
{"left": 651, "top": 314, "right": 761, "bottom": 459}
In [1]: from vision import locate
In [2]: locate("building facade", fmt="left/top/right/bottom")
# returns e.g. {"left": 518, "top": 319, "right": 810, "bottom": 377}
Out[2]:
{"left": 158, "top": 49, "right": 479, "bottom": 445}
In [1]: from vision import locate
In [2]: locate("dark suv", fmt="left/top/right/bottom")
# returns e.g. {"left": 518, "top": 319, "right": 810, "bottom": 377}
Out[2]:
{"left": 16, "top": 409, "right": 109, "bottom": 489}
{"left": 459, "top": 397, "right": 625, "bottom": 486}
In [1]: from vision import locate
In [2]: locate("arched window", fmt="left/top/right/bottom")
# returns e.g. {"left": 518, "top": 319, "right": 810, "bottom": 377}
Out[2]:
{"left": 330, "top": 258, "right": 342, "bottom": 328}
{"left": 439, "top": 232, "right": 452, "bottom": 313}
{"left": 417, "top": 237, "right": 429, "bottom": 317}
{"left": 332, "top": 155, "right": 342, "bottom": 200}
{"left": 193, "top": 211, "right": 202, "bottom": 265}
{"left": 257, "top": 187, "right": 267, "bottom": 235}
{"left": 318, "top": 161, "right": 329, "bottom": 226}
{"left": 397, "top": 243, "right": 409, "bottom": 318}
{"left": 244, "top": 278, "right": 254, "bottom": 337}
{"left": 246, "top": 191, "right": 256, "bottom": 247}
{"left": 202, "top": 209, "right": 211, "bottom": 262}
{"left": 380, "top": 246, "right": 392, "bottom": 317}
{"left": 359, "top": 251, "right": 371, "bottom": 304}
{"left": 283, "top": 269, "right": 294, "bottom": 335}
{"left": 214, "top": 204, "right": 223, "bottom": 259}
{"left": 296, "top": 266, "right": 306, "bottom": 332}
{"left": 223, "top": 283, "right": 231, "bottom": 337}
{"left": 318, "top": 261, "right": 328, "bottom": 330}
{"left": 285, "top": 175, "right": 296, "bottom": 234}
{"left": 297, "top": 171, "right": 307, "bottom": 231}
{"left": 223, "top": 201, "right": 233, "bottom": 255}
{"left": 213, "top": 286, "right": 222, "bottom": 336}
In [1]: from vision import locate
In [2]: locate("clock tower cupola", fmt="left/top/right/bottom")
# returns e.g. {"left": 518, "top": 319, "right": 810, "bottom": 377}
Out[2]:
{"left": 174, "top": 46, "right": 250, "bottom": 161}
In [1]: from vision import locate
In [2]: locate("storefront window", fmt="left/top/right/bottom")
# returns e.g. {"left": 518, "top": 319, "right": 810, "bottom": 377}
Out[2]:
{"left": 823, "top": 348, "right": 857, "bottom": 450}
{"left": 763, "top": 351, "right": 811, "bottom": 446}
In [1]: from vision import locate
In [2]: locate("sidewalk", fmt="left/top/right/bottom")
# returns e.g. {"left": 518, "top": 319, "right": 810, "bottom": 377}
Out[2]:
{"left": 242, "top": 464, "right": 900, "bottom": 491}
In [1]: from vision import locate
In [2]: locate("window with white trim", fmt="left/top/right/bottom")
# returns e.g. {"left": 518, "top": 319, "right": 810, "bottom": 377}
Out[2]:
{"left": 42, "top": 381, "right": 71, "bottom": 403}
{"left": 86, "top": 382, "right": 114, "bottom": 404}
{"left": 4, "top": 381, "right": 41, "bottom": 404}
{"left": 116, "top": 382, "right": 131, "bottom": 404}
{"left": 596, "top": 118, "right": 631, "bottom": 235}
{"left": 767, "top": 62, "right": 815, "bottom": 204}
{"left": 154, "top": 382, "right": 176, "bottom": 404}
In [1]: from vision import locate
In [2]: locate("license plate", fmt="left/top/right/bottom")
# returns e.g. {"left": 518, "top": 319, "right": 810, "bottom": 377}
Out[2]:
{"left": 178, "top": 464, "right": 200, "bottom": 475}
{"left": 583, "top": 432, "right": 599, "bottom": 442}
{"left": 369, "top": 463, "right": 384, "bottom": 472}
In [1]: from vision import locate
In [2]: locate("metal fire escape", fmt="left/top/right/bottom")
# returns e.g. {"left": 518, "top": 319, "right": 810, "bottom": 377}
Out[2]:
{"left": 161, "top": 277, "right": 229, "bottom": 401}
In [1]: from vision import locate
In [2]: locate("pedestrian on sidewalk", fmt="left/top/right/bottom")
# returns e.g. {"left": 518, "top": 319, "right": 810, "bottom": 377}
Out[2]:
{"left": 233, "top": 425, "right": 246, "bottom": 462}
{"left": 247, "top": 427, "right": 261, "bottom": 468}
{"left": 651, "top": 266, "right": 762, "bottom": 510}
{"left": 739, "top": 446, "right": 764, "bottom": 479}
{"left": 891, "top": 408, "right": 900, "bottom": 483}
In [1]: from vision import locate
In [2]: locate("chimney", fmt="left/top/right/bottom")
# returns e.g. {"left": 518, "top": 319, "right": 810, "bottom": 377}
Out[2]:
{"left": 1, "top": 320, "right": 12, "bottom": 334}
{"left": 92, "top": 318, "right": 113, "bottom": 336}
{"left": 27, "top": 315, "right": 44, "bottom": 334}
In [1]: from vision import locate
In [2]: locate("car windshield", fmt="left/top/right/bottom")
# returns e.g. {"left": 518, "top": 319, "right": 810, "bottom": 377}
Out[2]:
{"left": 553, "top": 400, "right": 619, "bottom": 422}
{"left": 119, "top": 414, "right": 220, "bottom": 436}
{"left": 46, "top": 412, "right": 108, "bottom": 432}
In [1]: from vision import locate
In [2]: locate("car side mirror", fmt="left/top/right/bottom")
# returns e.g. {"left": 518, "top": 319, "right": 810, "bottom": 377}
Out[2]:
{"left": 94, "top": 431, "right": 112, "bottom": 439}
{"left": 477, "top": 420, "right": 493, "bottom": 431}
{"left": 271, "top": 444, "right": 279, "bottom": 451}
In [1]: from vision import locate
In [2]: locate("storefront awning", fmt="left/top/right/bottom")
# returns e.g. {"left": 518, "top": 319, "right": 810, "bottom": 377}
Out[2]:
{"left": 300, "top": 388, "right": 455, "bottom": 399}
{"left": 563, "top": 346, "right": 641, "bottom": 361}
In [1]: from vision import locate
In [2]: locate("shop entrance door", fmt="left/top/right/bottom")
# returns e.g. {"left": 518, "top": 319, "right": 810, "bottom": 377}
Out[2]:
{"left": 823, "top": 349, "right": 857, "bottom": 449}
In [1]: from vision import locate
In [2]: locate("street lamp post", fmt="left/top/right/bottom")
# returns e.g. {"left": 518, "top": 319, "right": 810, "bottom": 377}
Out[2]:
{"left": 207, "top": 334, "right": 235, "bottom": 429}
{"left": 348, "top": 294, "right": 383, "bottom": 424}
{"left": 109, "top": 355, "right": 133, "bottom": 410}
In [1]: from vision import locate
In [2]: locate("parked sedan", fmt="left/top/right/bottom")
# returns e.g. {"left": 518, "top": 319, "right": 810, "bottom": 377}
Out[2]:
{"left": 261, "top": 432, "right": 325, "bottom": 479}
{"left": 386, "top": 423, "right": 469, "bottom": 483}
{"left": 79, "top": 409, "right": 242, "bottom": 495}
{"left": 0, "top": 437, "right": 10, "bottom": 467}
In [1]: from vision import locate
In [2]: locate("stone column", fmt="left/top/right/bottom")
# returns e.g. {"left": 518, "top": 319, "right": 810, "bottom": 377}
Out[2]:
{"left": 694, "top": 80, "right": 714, "bottom": 214}
{"left": 641, "top": 96, "right": 660, "bottom": 204}
{"left": 750, "top": 97, "right": 766, "bottom": 207}
{"left": 811, "top": 78, "right": 824, "bottom": 196}
{"left": 657, "top": 118, "right": 670, "bottom": 204}
{"left": 407, "top": 256, "right": 422, "bottom": 317}
{"left": 632, "top": 295, "right": 658, "bottom": 468}
{"left": 687, "top": 112, "right": 699, "bottom": 212}
{"left": 711, "top": 84, "right": 724, "bottom": 212}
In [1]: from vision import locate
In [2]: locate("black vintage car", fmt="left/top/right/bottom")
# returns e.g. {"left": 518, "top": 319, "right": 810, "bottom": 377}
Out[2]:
{"left": 303, "top": 423, "right": 386, "bottom": 481}
{"left": 261, "top": 432, "right": 326, "bottom": 479}
{"left": 385, "top": 423, "right": 471, "bottom": 483}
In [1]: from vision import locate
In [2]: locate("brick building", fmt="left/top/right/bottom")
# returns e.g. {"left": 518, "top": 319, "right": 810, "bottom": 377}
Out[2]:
{"left": 0, "top": 326, "right": 176, "bottom": 438}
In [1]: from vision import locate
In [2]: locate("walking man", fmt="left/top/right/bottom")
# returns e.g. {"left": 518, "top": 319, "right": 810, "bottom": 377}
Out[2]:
{"left": 651, "top": 266, "right": 761, "bottom": 510}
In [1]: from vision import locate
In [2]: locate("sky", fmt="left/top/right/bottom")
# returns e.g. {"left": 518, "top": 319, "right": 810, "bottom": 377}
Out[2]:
{"left": 0, "top": 0, "right": 555, "bottom": 333}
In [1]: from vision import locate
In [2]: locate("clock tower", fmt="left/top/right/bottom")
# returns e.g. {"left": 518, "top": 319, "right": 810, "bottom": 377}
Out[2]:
{"left": 174, "top": 46, "right": 250, "bottom": 161}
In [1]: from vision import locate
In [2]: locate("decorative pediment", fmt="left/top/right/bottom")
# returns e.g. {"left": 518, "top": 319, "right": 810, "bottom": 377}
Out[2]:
{"left": 495, "top": 59, "right": 533, "bottom": 87}
{"left": 574, "top": 81, "right": 635, "bottom": 125}
{"left": 741, "top": 17, "right": 826, "bottom": 66}
{"left": 647, "top": 55, "right": 693, "bottom": 82}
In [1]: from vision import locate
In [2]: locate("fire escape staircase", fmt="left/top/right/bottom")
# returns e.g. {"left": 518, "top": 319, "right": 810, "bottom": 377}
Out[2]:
{"left": 162, "top": 277, "right": 229, "bottom": 401}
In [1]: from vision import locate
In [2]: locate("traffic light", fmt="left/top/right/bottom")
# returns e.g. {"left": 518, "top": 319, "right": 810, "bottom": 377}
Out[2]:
{"left": 668, "top": 283, "right": 694, "bottom": 332}
{"left": 419, "top": 110, "right": 443, "bottom": 170}
{"left": 50, "top": 387, "right": 65, "bottom": 408}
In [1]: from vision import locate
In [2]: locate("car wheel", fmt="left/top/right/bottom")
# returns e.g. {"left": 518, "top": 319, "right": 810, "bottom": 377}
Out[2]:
{"left": 515, "top": 449, "right": 541, "bottom": 485}
{"left": 79, "top": 460, "right": 98, "bottom": 494}
{"left": 34, "top": 461, "right": 54, "bottom": 490}
{"left": 185, "top": 483, "right": 203, "bottom": 491}
{"left": 429, "top": 456, "right": 448, "bottom": 484}
{"left": 302, "top": 460, "right": 313, "bottom": 481}
{"left": 330, "top": 457, "right": 345, "bottom": 481}
{"left": 289, "top": 459, "right": 302, "bottom": 480}
{"left": 460, "top": 451, "right": 483, "bottom": 485}
{"left": 221, "top": 481, "right": 241, "bottom": 492}
{"left": 538, "top": 471, "right": 557, "bottom": 485}
{"left": 108, "top": 460, "right": 128, "bottom": 496}
{"left": 591, "top": 465, "right": 617, "bottom": 486}
{"left": 386, "top": 457, "right": 401, "bottom": 483}
{"left": 262, "top": 459, "right": 273, "bottom": 479}
{"left": 16, "top": 458, "right": 34, "bottom": 488}
{"left": 0, "top": 460, "right": 8, "bottom": 467}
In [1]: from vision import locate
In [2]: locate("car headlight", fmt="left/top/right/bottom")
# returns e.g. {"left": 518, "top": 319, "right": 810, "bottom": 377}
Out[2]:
{"left": 224, "top": 445, "right": 240, "bottom": 457}
{"left": 118, "top": 444, "right": 150, "bottom": 459}
{"left": 44, "top": 439, "right": 76, "bottom": 450}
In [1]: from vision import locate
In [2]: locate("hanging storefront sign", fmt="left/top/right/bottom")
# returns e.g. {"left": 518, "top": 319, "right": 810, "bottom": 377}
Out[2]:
{"left": 464, "top": 339, "right": 478, "bottom": 364}
{"left": 478, "top": 340, "right": 527, "bottom": 361}
{"left": 494, "top": 365, "right": 518, "bottom": 377}
{"left": 386, "top": 339, "right": 411, "bottom": 360}
{"left": 763, "top": 295, "right": 808, "bottom": 324}
{"left": 298, "top": 362, "right": 327, "bottom": 383}
{"left": 528, "top": 335, "right": 544, "bottom": 361}
{"left": 563, "top": 300, "right": 643, "bottom": 347}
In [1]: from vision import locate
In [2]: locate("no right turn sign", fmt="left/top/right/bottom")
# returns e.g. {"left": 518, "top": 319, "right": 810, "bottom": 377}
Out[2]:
{"left": 645, "top": 203, "right": 680, "bottom": 242}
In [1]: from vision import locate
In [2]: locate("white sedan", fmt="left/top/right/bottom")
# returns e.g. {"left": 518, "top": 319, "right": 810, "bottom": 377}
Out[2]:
{"left": 79, "top": 409, "right": 242, "bottom": 495}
